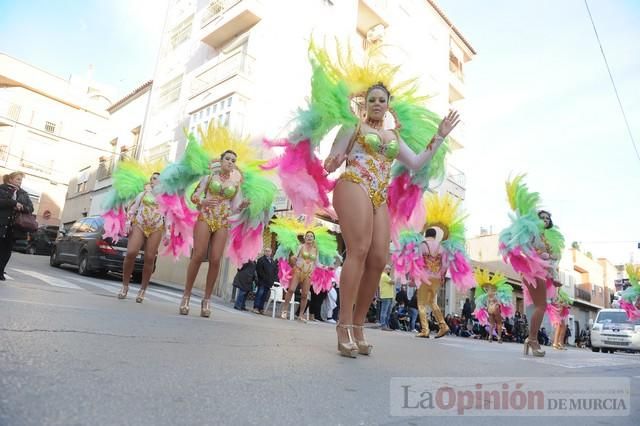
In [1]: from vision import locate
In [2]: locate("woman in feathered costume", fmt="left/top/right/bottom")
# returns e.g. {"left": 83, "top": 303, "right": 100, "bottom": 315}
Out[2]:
{"left": 269, "top": 217, "right": 338, "bottom": 323}
{"left": 391, "top": 193, "right": 474, "bottom": 339}
{"left": 547, "top": 287, "right": 572, "bottom": 350}
{"left": 620, "top": 264, "right": 640, "bottom": 320}
{"left": 155, "top": 123, "right": 277, "bottom": 318}
{"left": 102, "top": 160, "right": 165, "bottom": 302}
{"left": 499, "top": 174, "right": 565, "bottom": 357}
{"left": 473, "top": 269, "right": 514, "bottom": 344}
{"left": 265, "top": 39, "right": 459, "bottom": 356}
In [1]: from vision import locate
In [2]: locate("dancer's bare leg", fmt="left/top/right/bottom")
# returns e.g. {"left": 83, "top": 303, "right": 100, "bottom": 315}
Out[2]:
{"left": 524, "top": 279, "right": 548, "bottom": 346}
{"left": 181, "top": 221, "right": 211, "bottom": 312}
{"left": 119, "top": 226, "right": 145, "bottom": 298}
{"left": 140, "top": 230, "right": 162, "bottom": 292}
{"left": 204, "top": 228, "right": 228, "bottom": 300}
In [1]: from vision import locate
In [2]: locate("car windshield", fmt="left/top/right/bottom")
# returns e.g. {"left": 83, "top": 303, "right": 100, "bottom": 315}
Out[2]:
{"left": 597, "top": 311, "right": 640, "bottom": 325}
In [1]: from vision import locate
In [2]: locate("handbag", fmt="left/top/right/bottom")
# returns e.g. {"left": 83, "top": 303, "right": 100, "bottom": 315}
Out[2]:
{"left": 14, "top": 213, "right": 38, "bottom": 233}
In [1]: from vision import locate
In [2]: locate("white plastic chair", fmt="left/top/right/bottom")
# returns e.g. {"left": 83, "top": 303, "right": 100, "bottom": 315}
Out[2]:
{"left": 266, "top": 283, "right": 299, "bottom": 320}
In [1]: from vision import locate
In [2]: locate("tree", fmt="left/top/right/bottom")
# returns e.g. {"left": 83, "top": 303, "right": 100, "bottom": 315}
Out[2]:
{"left": 571, "top": 241, "right": 580, "bottom": 250}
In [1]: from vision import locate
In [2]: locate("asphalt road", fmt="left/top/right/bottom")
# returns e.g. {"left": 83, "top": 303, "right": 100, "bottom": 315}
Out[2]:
{"left": 1, "top": 253, "right": 639, "bottom": 426}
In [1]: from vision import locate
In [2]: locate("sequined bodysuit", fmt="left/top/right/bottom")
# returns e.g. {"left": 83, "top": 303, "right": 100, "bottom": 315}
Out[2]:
{"left": 193, "top": 171, "right": 240, "bottom": 233}
{"left": 131, "top": 191, "right": 164, "bottom": 237}
{"left": 294, "top": 246, "right": 317, "bottom": 281}
{"left": 339, "top": 131, "right": 400, "bottom": 209}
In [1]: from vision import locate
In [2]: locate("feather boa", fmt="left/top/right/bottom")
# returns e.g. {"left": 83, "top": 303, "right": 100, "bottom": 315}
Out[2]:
{"left": 447, "top": 251, "right": 475, "bottom": 291}
{"left": 546, "top": 303, "right": 571, "bottom": 327}
{"left": 157, "top": 193, "right": 198, "bottom": 258}
{"left": 278, "top": 258, "right": 293, "bottom": 290}
{"left": 102, "top": 208, "right": 127, "bottom": 242}
{"left": 262, "top": 138, "right": 334, "bottom": 220}
{"left": 388, "top": 172, "right": 424, "bottom": 239}
{"left": 311, "top": 267, "right": 334, "bottom": 294}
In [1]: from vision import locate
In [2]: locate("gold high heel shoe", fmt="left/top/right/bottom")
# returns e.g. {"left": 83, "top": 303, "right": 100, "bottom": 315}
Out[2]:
{"left": 336, "top": 324, "right": 358, "bottom": 358}
{"left": 523, "top": 338, "right": 545, "bottom": 357}
{"left": 352, "top": 324, "right": 373, "bottom": 355}
{"left": 135, "top": 288, "right": 146, "bottom": 303}
{"left": 200, "top": 299, "right": 211, "bottom": 318}
{"left": 179, "top": 295, "right": 190, "bottom": 315}
{"left": 117, "top": 285, "right": 128, "bottom": 299}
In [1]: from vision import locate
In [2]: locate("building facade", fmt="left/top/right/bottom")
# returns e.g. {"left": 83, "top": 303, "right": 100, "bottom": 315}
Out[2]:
{"left": 140, "top": 0, "right": 475, "bottom": 301}
{"left": 0, "top": 53, "right": 113, "bottom": 226}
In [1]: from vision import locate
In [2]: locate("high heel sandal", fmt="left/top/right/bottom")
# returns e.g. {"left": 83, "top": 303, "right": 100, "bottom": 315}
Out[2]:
{"left": 336, "top": 324, "right": 358, "bottom": 358}
{"left": 179, "top": 295, "right": 190, "bottom": 315}
{"left": 117, "top": 285, "right": 128, "bottom": 300}
{"left": 200, "top": 299, "right": 211, "bottom": 318}
{"left": 352, "top": 324, "right": 373, "bottom": 355}
{"left": 523, "top": 337, "right": 545, "bottom": 357}
{"left": 135, "top": 288, "right": 146, "bottom": 303}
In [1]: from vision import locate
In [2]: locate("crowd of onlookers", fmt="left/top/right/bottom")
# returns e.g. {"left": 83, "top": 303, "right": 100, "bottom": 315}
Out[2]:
{"left": 230, "top": 253, "right": 593, "bottom": 348}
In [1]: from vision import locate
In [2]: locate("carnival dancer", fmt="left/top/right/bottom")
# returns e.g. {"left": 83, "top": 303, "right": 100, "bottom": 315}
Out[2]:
{"left": 102, "top": 161, "right": 165, "bottom": 302}
{"left": 264, "top": 40, "right": 459, "bottom": 357}
{"left": 499, "top": 175, "right": 565, "bottom": 357}
{"left": 155, "top": 123, "right": 277, "bottom": 317}
{"left": 547, "top": 287, "right": 572, "bottom": 350}
{"left": 473, "top": 269, "right": 514, "bottom": 343}
{"left": 392, "top": 193, "right": 475, "bottom": 340}
{"left": 269, "top": 218, "right": 338, "bottom": 323}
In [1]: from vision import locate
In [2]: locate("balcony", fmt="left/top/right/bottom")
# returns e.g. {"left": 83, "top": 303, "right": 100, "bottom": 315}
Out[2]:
{"left": 200, "top": 0, "right": 263, "bottom": 48}
{"left": 574, "top": 287, "right": 592, "bottom": 303}
{"left": 448, "top": 69, "right": 465, "bottom": 103}
{"left": 446, "top": 164, "right": 466, "bottom": 190}
{"left": 190, "top": 51, "right": 255, "bottom": 98}
{"left": 357, "top": 0, "right": 388, "bottom": 36}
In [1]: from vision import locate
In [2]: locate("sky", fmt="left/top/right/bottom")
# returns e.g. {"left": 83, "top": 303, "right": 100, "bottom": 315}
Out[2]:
{"left": 0, "top": 0, "right": 638, "bottom": 263}
{"left": 437, "top": 0, "right": 640, "bottom": 264}
{"left": 0, "top": 0, "right": 167, "bottom": 97}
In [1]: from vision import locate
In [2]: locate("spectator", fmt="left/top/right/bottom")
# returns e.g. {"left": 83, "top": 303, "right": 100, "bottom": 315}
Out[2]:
{"left": 252, "top": 248, "right": 278, "bottom": 314}
{"left": 462, "top": 297, "right": 472, "bottom": 325}
{"left": 331, "top": 256, "right": 342, "bottom": 322}
{"left": 378, "top": 265, "right": 394, "bottom": 331}
{"left": 396, "top": 284, "right": 409, "bottom": 306}
{"left": 564, "top": 324, "right": 571, "bottom": 346}
{"left": 408, "top": 291, "right": 419, "bottom": 332}
{"left": 537, "top": 327, "right": 550, "bottom": 346}
{"left": 0, "top": 172, "right": 34, "bottom": 280}
{"left": 233, "top": 260, "right": 257, "bottom": 311}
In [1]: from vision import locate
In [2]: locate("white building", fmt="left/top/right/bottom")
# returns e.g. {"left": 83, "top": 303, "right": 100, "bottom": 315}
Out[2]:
{"left": 142, "top": 0, "right": 475, "bottom": 300}
{"left": 62, "top": 81, "right": 153, "bottom": 225}
{"left": 0, "top": 53, "right": 113, "bottom": 226}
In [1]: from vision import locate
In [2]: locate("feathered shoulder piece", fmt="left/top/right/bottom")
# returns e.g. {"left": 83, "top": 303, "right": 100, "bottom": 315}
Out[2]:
{"left": 620, "top": 264, "right": 640, "bottom": 320}
{"left": 101, "top": 159, "right": 165, "bottom": 241}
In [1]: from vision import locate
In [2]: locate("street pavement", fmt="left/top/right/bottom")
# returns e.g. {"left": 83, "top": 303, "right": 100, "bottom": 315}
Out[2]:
{"left": 1, "top": 253, "right": 639, "bottom": 426}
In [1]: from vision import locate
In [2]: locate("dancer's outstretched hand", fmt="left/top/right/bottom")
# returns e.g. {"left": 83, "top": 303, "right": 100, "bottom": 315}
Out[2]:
{"left": 324, "top": 153, "right": 346, "bottom": 173}
{"left": 437, "top": 110, "right": 461, "bottom": 139}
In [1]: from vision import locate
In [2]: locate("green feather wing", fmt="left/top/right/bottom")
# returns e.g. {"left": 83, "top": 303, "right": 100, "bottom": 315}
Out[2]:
{"left": 270, "top": 218, "right": 304, "bottom": 260}
{"left": 313, "top": 227, "right": 339, "bottom": 266}
{"left": 543, "top": 227, "right": 565, "bottom": 258}
{"left": 239, "top": 162, "right": 278, "bottom": 221}
{"left": 156, "top": 134, "right": 210, "bottom": 195}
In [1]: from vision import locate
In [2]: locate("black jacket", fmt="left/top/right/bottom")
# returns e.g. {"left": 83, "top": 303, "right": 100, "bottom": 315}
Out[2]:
{"left": 232, "top": 261, "right": 257, "bottom": 292}
{"left": 0, "top": 183, "right": 34, "bottom": 238}
{"left": 255, "top": 255, "right": 278, "bottom": 288}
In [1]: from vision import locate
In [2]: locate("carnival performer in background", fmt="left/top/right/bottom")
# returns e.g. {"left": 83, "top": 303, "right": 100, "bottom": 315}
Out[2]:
{"left": 269, "top": 218, "right": 338, "bottom": 323}
{"left": 547, "top": 287, "right": 572, "bottom": 350}
{"left": 473, "top": 269, "right": 514, "bottom": 344}
{"left": 499, "top": 175, "right": 564, "bottom": 357}
{"left": 102, "top": 161, "right": 165, "bottom": 303}
{"left": 264, "top": 39, "right": 459, "bottom": 357}
{"left": 620, "top": 264, "right": 640, "bottom": 320}
{"left": 392, "top": 193, "right": 474, "bottom": 339}
{"left": 155, "top": 123, "right": 276, "bottom": 317}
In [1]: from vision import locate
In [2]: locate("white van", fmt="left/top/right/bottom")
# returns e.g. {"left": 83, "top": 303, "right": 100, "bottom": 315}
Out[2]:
{"left": 590, "top": 308, "right": 640, "bottom": 353}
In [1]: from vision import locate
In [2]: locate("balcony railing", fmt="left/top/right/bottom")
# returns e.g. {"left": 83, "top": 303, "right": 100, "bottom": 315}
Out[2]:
{"left": 575, "top": 287, "right": 592, "bottom": 303}
{"left": 191, "top": 51, "right": 254, "bottom": 97}
{"left": 446, "top": 164, "right": 466, "bottom": 188}
{"left": 201, "top": 0, "right": 241, "bottom": 26}
{"left": 97, "top": 157, "right": 115, "bottom": 181}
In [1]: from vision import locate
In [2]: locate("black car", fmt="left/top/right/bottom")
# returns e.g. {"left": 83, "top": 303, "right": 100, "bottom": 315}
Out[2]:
{"left": 14, "top": 226, "right": 59, "bottom": 255}
{"left": 50, "top": 216, "right": 146, "bottom": 281}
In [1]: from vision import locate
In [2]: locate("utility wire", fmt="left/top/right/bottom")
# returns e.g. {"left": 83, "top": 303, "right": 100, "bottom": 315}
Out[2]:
{"left": 584, "top": 0, "right": 640, "bottom": 163}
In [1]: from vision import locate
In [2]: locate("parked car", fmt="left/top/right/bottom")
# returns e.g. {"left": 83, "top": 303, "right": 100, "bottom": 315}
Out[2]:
{"left": 13, "top": 225, "right": 59, "bottom": 255}
{"left": 590, "top": 308, "right": 640, "bottom": 353}
{"left": 50, "top": 216, "right": 147, "bottom": 282}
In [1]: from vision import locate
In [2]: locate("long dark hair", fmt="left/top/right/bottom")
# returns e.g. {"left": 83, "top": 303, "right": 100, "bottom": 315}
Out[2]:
{"left": 538, "top": 210, "right": 553, "bottom": 229}
{"left": 220, "top": 150, "right": 237, "bottom": 160}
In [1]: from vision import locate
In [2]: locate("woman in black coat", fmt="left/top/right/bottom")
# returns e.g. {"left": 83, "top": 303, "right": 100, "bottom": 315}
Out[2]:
{"left": 0, "top": 172, "right": 35, "bottom": 280}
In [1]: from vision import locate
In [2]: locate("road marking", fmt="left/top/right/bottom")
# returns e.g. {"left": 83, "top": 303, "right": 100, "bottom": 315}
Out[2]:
{"left": 4, "top": 274, "right": 13, "bottom": 280}
{"left": 11, "top": 268, "right": 82, "bottom": 289}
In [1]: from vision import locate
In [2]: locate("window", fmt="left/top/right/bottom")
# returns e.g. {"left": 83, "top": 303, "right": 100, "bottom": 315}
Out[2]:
{"left": 97, "top": 157, "right": 114, "bottom": 180}
{"left": 169, "top": 15, "right": 193, "bottom": 49}
{"left": 8, "top": 103, "right": 21, "bottom": 121}
{"left": 158, "top": 75, "right": 183, "bottom": 106}
{"left": 44, "top": 121, "right": 56, "bottom": 133}
{"left": 147, "top": 143, "right": 171, "bottom": 163}
{"left": 189, "top": 94, "right": 236, "bottom": 133}
{"left": 0, "top": 145, "right": 8, "bottom": 162}
{"left": 76, "top": 168, "right": 90, "bottom": 193}
{"left": 131, "top": 126, "right": 141, "bottom": 151}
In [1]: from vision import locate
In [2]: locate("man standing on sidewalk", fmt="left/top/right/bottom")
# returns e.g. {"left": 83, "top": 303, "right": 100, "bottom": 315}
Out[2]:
{"left": 252, "top": 248, "right": 278, "bottom": 314}
{"left": 379, "top": 265, "right": 395, "bottom": 331}
{"left": 233, "top": 260, "right": 257, "bottom": 311}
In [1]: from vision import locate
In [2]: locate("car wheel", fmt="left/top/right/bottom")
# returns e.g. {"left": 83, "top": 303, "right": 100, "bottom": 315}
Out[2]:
{"left": 592, "top": 347, "right": 600, "bottom": 353}
{"left": 78, "top": 253, "right": 91, "bottom": 276}
{"left": 50, "top": 248, "right": 61, "bottom": 267}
